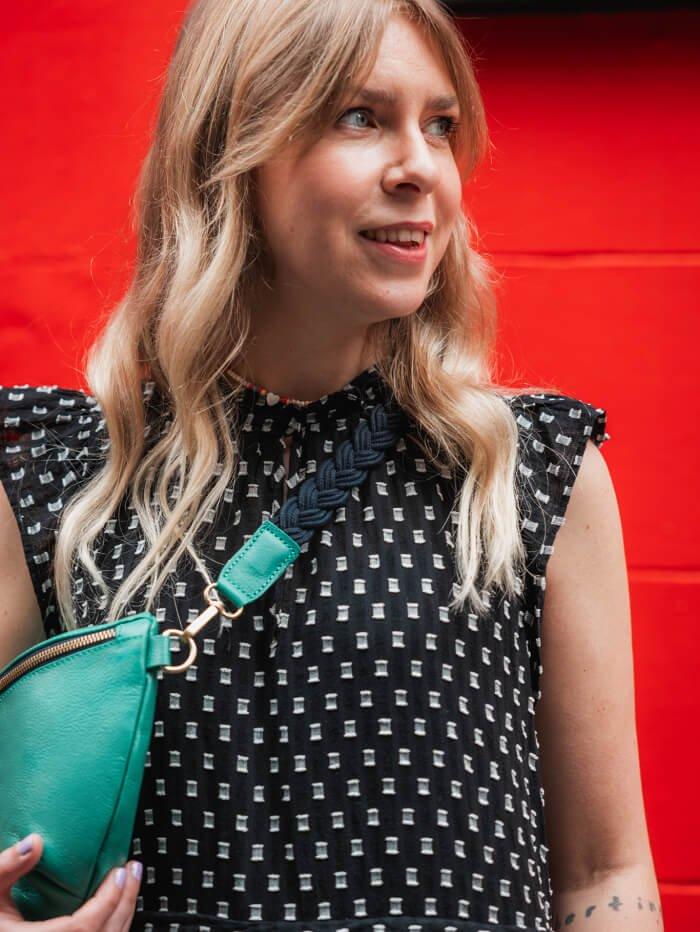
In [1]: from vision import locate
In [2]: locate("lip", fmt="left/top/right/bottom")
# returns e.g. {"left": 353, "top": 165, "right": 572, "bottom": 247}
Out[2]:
{"left": 360, "top": 221, "right": 434, "bottom": 234}
{"left": 358, "top": 231, "right": 428, "bottom": 265}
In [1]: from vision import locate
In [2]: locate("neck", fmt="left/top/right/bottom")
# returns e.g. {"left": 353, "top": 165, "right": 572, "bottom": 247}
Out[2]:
{"left": 229, "top": 353, "right": 378, "bottom": 404}
{"left": 231, "top": 281, "right": 383, "bottom": 403}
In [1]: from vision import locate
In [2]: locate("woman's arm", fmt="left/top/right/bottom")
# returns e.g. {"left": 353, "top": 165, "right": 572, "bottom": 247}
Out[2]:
{"left": 534, "top": 439, "right": 664, "bottom": 930}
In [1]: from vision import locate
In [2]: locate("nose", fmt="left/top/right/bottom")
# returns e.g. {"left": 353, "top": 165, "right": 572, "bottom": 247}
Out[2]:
{"left": 382, "top": 127, "right": 441, "bottom": 194}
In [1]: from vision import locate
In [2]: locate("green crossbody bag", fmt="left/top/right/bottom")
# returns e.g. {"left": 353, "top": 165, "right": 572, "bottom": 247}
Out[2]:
{"left": 0, "top": 401, "right": 403, "bottom": 921}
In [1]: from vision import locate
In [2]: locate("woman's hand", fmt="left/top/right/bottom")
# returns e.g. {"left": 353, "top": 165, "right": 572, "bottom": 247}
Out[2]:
{"left": 0, "top": 834, "right": 142, "bottom": 932}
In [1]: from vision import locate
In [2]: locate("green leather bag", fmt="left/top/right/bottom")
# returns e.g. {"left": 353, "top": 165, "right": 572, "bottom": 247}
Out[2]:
{"left": 0, "top": 401, "right": 402, "bottom": 921}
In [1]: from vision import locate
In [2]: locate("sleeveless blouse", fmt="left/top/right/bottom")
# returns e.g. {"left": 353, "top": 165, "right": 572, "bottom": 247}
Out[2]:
{"left": 0, "top": 366, "right": 610, "bottom": 932}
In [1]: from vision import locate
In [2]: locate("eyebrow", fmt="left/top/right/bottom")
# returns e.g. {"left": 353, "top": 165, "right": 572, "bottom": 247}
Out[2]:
{"left": 350, "top": 85, "right": 460, "bottom": 113}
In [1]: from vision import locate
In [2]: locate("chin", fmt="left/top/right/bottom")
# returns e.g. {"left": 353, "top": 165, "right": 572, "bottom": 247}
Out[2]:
{"left": 369, "top": 292, "right": 429, "bottom": 320}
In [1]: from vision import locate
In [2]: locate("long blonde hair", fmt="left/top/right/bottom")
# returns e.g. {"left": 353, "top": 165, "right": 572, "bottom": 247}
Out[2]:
{"left": 54, "top": 0, "right": 555, "bottom": 632}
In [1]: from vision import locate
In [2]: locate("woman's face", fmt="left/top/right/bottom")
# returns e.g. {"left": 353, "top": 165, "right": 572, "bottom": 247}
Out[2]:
{"left": 253, "top": 13, "right": 464, "bottom": 329}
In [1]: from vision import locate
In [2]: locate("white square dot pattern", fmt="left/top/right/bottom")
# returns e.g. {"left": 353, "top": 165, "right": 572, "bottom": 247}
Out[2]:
{"left": 0, "top": 369, "right": 609, "bottom": 932}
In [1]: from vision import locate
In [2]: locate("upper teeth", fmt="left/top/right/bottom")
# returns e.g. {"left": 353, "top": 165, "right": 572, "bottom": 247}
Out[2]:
{"left": 363, "top": 228, "right": 426, "bottom": 244}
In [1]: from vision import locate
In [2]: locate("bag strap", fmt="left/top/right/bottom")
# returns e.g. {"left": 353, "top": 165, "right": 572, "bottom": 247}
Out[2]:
{"left": 160, "top": 399, "right": 406, "bottom": 672}
{"left": 215, "top": 399, "right": 405, "bottom": 610}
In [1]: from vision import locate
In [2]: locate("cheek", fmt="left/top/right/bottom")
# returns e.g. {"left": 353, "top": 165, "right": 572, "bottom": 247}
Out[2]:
{"left": 443, "top": 167, "right": 463, "bottom": 221}
{"left": 268, "top": 206, "right": 349, "bottom": 282}
{"left": 255, "top": 161, "right": 329, "bottom": 255}
{"left": 433, "top": 173, "right": 463, "bottom": 255}
{"left": 255, "top": 158, "right": 356, "bottom": 281}
{"left": 296, "top": 152, "right": 371, "bottom": 244}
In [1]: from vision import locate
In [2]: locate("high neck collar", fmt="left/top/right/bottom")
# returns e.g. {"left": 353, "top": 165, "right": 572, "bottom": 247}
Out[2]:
{"left": 232, "top": 362, "right": 392, "bottom": 437}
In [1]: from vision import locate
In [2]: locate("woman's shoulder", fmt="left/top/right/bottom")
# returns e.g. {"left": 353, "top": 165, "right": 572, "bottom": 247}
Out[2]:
{"left": 504, "top": 389, "right": 611, "bottom": 579}
{"left": 0, "top": 378, "right": 170, "bottom": 492}
{"left": 0, "top": 380, "right": 162, "bottom": 637}
{"left": 505, "top": 389, "right": 609, "bottom": 470}
{"left": 0, "top": 383, "right": 103, "bottom": 421}
{"left": 0, "top": 383, "right": 111, "bottom": 636}
{"left": 0, "top": 382, "right": 108, "bottom": 482}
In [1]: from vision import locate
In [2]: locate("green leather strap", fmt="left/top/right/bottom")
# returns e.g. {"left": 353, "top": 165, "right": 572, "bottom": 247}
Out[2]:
{"left": 215, "top": 520, "right": 300, "bottom": 609}
{"left": 146, "top": 633, "right": 172, "bottom": 670}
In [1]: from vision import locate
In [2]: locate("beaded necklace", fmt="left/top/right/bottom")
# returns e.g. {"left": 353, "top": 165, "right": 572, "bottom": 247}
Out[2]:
{"left": 225, "top": 367, "right": 314, "bottom": 407}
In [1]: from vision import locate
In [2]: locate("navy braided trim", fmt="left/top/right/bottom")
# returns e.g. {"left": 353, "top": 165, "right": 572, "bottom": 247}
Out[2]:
{"left": 270, "top": 402, "right": 405, "bottom": 546}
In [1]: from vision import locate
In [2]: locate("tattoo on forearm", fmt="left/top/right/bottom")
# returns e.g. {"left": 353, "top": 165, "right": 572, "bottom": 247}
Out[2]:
{"left": 551, "top": 894, "right": 663, "bottom": 928}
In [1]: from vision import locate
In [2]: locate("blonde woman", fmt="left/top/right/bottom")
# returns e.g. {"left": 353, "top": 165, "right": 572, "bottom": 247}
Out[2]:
{"left": 0, "top": 1, "right": 661, "bottom": 931}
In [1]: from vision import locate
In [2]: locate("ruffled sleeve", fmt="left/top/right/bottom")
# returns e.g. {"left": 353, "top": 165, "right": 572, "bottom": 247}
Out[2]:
{"left": 508, "top": 391, "right": 611, "bottom": 700}
{"left": 0, "top": 384, "right": 108, "bottom": 638}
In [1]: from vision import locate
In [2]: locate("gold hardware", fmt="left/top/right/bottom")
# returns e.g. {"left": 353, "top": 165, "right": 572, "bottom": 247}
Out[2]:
{"left": 162, "top": 581, "right": 244, "bottom": 674}
{"left": 161, "top": 628, "right": 199, "bottom": 674}
{"left": 0, "top": 580, "right": 245, "bottom": 685}
{"left": 203, "top": 581, "right": 244, "bottom": 620}
{"left": 0, "top": 628, "right": 117, "bottom": 695}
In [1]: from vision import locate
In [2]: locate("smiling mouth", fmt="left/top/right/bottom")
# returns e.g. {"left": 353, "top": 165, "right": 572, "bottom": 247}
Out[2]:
{"left": 358, "top": 231, "right": 426, "bottom": 249}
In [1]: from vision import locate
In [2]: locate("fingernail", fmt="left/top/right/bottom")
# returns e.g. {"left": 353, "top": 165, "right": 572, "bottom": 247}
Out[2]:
{"left": 16, "top": 835, "right": 35, "bottom": 856}
{"left": 130, "top": 861, "right": 142, "bottom": 880}
{"left": 115, "top": 867, "right": 126, "bottom": 888}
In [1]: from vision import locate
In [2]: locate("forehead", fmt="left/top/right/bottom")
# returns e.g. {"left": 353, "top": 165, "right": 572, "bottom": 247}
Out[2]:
{"left": 361, "top": 14, "right": 456, "bottom": 93}
{"left": 345, "top": 15, "right": 458, "bottom": 116}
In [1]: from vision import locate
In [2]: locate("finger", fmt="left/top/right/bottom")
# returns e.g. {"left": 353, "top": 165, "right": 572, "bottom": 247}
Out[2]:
{"left": 105, "top": 861, "right": 142, "bottom": 932}
{"left": 55, "top": 863, "right": 129, "bottom": 932}
{"left": 0, "top": 834, "right": 44, "bottom": 908}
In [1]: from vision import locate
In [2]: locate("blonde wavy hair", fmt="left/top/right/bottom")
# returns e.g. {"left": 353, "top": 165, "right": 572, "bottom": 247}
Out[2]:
{"left": 54, "top": 0, "right": 554, "bottom": 633}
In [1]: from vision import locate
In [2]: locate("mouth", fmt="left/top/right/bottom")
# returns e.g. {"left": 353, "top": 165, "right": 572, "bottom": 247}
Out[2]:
{"left": 357, "top": 230, "right": 429, "bottom": 264}
{"left": 358, "top": 230, "right": 428, "bottom": 250}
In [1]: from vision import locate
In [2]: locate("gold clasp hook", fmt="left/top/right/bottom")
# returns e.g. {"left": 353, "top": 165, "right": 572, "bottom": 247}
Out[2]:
{"left": 162, "top": 581, "right": 244, "bottom": 674}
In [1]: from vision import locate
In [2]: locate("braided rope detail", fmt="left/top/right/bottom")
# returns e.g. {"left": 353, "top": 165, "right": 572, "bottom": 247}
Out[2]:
{"left": 270, "top": 402, "right": 404, "bottom": 546}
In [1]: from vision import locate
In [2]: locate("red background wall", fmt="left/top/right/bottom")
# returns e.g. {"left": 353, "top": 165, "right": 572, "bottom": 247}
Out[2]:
{"left": 460, "top": 13, "right": 700, "bottom": 930}
{"left": 1, "top": 6, "right": 698, "bottom": 928}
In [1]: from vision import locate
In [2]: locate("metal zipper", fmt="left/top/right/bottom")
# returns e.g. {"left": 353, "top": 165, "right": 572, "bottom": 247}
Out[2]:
{"left": 0, "top": 628, "right": 117, "bottom": 695}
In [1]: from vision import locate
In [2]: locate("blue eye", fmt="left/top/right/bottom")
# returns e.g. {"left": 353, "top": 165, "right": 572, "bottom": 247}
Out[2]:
{"left": 339, "top": 108, "right": 372, "bottom": 129}
{"left": 432, "top": 115, "right": 461, "bottom": 139}
{"left": 338, "top": 108, "right": 460, "bottom": 142}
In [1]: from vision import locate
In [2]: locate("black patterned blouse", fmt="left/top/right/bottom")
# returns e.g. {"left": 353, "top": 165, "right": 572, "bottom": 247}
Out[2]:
{"left": 0, "top": 365, "right": 609, "bottom": 932}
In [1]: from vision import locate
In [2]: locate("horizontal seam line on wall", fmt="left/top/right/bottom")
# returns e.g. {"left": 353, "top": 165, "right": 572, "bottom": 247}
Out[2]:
{"left": 628, "top": 569, "right": 700, "bottom": 583}
{"left": 489, "top": 250, "right": 700, "bottom": 268}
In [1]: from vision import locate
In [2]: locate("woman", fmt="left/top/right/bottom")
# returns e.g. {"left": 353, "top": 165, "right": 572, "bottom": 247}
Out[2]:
{"left": 0, "top": 0, "right": 662, "bottom": 930}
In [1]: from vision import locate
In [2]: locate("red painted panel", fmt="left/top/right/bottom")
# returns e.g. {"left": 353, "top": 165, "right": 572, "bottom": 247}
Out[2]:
{"left": 630, "top": 577, "right": 700, "bottom": 881}
{"left": 0, "top": 2, "right": 182, "bottom": 294}
{"left": 496, "top": 264, "right": 700, "bottom": 572}
{"left": 462, "top": 10, "right": 700, "bottom": 253}
{"left": 0, "top": 7, "right": 697, "bottom": 926}
{"left": 658, "top": 885, "right": 700, "bottom": 932}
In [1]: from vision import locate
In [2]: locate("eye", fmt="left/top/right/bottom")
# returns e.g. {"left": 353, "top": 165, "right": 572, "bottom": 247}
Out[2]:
{"left": 337, "top": 107, "right": 374, "bottom": 129}
{"left": 429, "top": 115, "right": 460, "bottom": 141}
{"left": 337, "top": 107, "right": 460, "bottom": 143}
